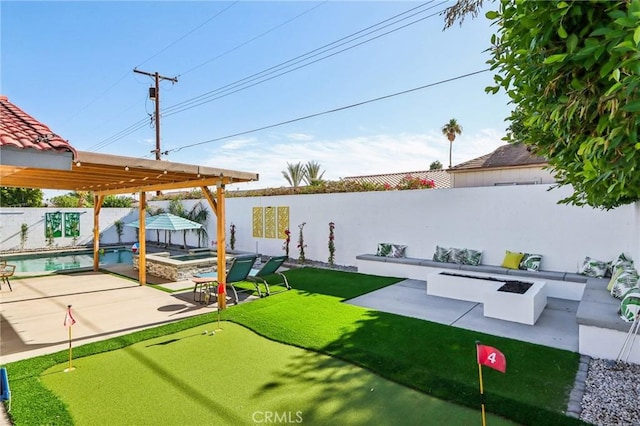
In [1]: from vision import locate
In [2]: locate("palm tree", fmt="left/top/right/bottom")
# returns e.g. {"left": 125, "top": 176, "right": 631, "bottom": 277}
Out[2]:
{"left": 441, "top": 118, "right": 463, "bottom": 168}
{"left": 304, "top": 161, "right": 325, "bottom": 185}
{"left": 282, "top": 162, "right": 306, "bottom": 187}
{"left": 187, "top": 202, "right": 209, "bottom": 248}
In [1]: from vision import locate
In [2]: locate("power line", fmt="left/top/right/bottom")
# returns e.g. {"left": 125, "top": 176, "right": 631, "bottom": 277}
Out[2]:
{"left": 61, "top": 3, "right": 237, "bottom": 137}
{"left": 163, "top": 4, "right": 446, "bottom": 119}
{"left": 177, "top": 1, "right": 329, "bottom": 77}
{"left": 163, "top": 1, "right": 442, "bottom": 115}
{"left": 169, "top": 69, "right": 489, "bottom": 153}
{"left": 135, "top": 1, "right": 239, "bottom": 69}
{"left": 90, "top": 1, "right": 445, "bottom": 151}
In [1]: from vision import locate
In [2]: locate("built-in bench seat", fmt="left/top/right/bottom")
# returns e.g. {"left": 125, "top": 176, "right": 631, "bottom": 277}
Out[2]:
{"left": 576, "top": 277, "right": 639, "bottom": 363}
{"left": 356, "top": 253, "right": 639, "bottom": 363}
{"left": 355, "top": 254, "right": 586, "bottom": 300}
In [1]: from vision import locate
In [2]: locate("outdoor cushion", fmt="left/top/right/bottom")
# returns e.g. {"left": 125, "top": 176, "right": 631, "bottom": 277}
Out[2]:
{"left": 609, "top": 252, "right": 634, "bottom": 277}
{"left": 563, "top": 272, "right": 590, "bottom": 283}
{"left": 501, "top": 250, "right": 524, "bottom": 270}
{"left": 356, "top": 254, "right": 386, "bottom": 262}
{"left": 620, "top": 288, "right": 640, "bottom": 322}
{"left": 576, "top": 300, "right": 632, "bottom": 332}
{"left": 385, "top": 256, "right": 421, "bottom": 265}
{"left": 459, "top": 264, "right": 508, "bottom": 275}
{"left": 519, "top": 253, "right": 543, "bottom": 271}
{"left": 607, "top": 268, "right": 624, "bottom": 292}
{"left": 578, "top": 256, "right": 608, "bottom": 278}
{"left": 420, "top": 259, "right": 462, "bottom": 269}
{"left": 389, "top": 244, "right": 407, "bottom": 258}
{"left": 432, "top": 246, "right": 450, "bottom": 262}
{"left": 611, "top": 270, "right": 639, "bottom": 299}
{"left": 463, "top": 249, "right": 483, "bottom": 266}
{"left": 448, "top": 248, "right": 467, "bottom": 264}
{"left": 376, "top": 243, "right": 392, "bottom": 257}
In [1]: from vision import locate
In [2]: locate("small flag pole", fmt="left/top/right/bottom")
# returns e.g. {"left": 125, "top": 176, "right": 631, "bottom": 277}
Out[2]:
{"left": 478, "top": 357, "right": 487, "bottom": 426}
{"left": 215, "top": 282, "right": 225, "bottom": 331}
{"left": 64, "top": 305, "right": 76, "bottom": 372}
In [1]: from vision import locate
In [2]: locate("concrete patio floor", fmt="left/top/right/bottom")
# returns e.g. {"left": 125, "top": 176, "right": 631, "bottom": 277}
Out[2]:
{"left": 0, "top": 268, "right": 257, "bottom": 365}
{"left": 348, "top": 278, "right": 580, "bottom": 352}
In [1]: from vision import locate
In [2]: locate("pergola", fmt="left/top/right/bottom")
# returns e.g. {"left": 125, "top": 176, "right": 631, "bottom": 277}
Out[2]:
{"left": 1, "top": 150, "right": 259, "bottom": 285}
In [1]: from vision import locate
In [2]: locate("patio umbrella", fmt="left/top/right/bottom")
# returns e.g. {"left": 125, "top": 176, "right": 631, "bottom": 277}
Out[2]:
{"left": 126, "top": 213, "right": 202, "bottom": 231}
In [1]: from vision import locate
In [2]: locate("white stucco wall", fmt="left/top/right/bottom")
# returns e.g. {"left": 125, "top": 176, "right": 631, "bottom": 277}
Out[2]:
{"left": 0, "top": 208, "right": 138, "bottom": 251}
{"left": 451, "top": 166, "right": 556, "bottom": 188}
{"left": 2, "top": 185, "right": 638, "bottom": 275}
{"left": 152, "top": 185, "right": 639, "bottom": 273}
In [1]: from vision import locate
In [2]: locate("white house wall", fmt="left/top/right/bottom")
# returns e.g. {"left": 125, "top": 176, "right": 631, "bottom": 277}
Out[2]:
{"left": 452, "top": 167, "right": 556, "bottom": 188}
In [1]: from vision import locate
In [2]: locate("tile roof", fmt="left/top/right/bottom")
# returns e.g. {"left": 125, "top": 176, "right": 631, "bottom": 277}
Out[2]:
{"left": 341, "top": 170, "right": 451, "bottom": 189}
{"left": 0, "top": 95, "right": 76, "bottom": 157}
{"left": 450, "top": 143, "right": 546, "bottom": 172}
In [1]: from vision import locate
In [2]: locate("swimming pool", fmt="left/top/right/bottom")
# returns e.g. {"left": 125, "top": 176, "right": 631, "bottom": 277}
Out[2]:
{"left": 3, "top": 248, "right": 133, "bottom": 273}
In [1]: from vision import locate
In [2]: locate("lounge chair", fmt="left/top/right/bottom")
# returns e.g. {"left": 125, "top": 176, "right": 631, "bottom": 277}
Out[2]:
{"left": 248, "top": 255, "right": 290, "bottom": 296}
{"left": 0, "top": 261, "right": 15, "bottom": 291}
{"left": 192, "top": 254, "right": 257, "bottom": 305}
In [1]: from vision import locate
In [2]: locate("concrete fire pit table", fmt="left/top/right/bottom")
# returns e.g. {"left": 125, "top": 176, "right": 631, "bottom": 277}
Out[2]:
{"left": 427, "top": 272, "right": 547, "bottom": 325}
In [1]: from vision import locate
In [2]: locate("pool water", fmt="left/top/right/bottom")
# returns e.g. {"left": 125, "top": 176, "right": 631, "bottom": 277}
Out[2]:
{"left": 6, "top": 249, "right": 133, "bottom": 273}
{"left": 170, "top": 252, "right": 214, "bottom": 262}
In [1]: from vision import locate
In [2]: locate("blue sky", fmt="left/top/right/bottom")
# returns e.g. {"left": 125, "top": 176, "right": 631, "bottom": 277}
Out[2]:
{"left": 2, "top": 1, "right": 511, "bottom": 193}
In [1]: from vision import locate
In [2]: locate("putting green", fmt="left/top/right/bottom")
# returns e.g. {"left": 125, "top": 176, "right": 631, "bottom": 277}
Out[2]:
{"left": 42, "top": 322, "right": 516, "bottom": 425}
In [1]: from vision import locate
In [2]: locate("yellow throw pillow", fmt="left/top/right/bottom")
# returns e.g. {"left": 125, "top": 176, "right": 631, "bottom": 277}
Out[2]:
{"left": 502, "top": 250, "right": 524, "bottom": 270}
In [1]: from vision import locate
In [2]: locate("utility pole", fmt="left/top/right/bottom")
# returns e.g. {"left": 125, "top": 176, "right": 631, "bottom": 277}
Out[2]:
{"left": 132, "top": 69, "right": 178, "bottom": 161}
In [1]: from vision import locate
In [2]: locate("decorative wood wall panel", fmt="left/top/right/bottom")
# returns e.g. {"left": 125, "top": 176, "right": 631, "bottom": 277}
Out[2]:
{"left": 277, "top": 206, "right": 289, "bottom": 239}
{"left": 264, "top": 207, "right": 276, "bottom": 238}
{"left": 252, "top": 207, "right": 263, "bottom": 238}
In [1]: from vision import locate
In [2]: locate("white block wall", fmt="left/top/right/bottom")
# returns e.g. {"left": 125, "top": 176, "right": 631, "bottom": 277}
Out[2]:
{"left": 3, "top": 185, "right": 639, "bottom": 275}
{"left": 154, "top": 184, "right": 640, "bottom": 273}
{"left": 0, "top": 208, "right": 138, "bottom": 251}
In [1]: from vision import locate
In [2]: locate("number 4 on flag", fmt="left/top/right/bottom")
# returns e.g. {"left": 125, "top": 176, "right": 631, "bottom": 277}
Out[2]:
{"left": 477, "top": 343, "right": 506, "bottom": 373}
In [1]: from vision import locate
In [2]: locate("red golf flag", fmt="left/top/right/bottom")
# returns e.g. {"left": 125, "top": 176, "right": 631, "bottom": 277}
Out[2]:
{"left": 63, "top": 306, "right": 76, "bottom": 327}
{"left": 477, "top": 344, "right": 506, "bottom": 373}
{"left": 217, "top": 282, "right": 226, "bottom": 310}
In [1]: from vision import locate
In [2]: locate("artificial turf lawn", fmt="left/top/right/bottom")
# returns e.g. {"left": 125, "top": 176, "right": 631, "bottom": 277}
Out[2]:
{"left": 41, "top": 322, "right": 516, "bottom": 426}
{"left": 6, "top": 268, "right": 583, "bottom": 425}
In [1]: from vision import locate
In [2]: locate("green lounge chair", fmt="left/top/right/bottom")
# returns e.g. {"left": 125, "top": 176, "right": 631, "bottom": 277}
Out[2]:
{"left": 248, "top": 255, "right": 290, "bottom": 296}
{"left": 193, "top": 255, "right": 257, "bottom": 305}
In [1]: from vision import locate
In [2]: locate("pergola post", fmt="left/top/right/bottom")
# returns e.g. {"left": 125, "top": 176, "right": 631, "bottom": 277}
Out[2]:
{"left": 138, "top": 192, "right": 146, "bottom": 286}
{"left": 216, "top": 182, "right": 226, "bottom": 290}
{"left": 92, "top": 195, "right": 104, "bottom": 271}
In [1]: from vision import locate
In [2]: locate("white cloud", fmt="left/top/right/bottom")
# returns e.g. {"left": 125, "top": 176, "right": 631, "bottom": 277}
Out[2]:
{"left": 208, "top": 129, "right": 505, "bottom": 190}
{"left": 286, "top": 133, "right": 314, "bottom": 141}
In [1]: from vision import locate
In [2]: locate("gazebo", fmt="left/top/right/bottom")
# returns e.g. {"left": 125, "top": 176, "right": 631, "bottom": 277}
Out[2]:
{"left": 0, "top": 95, "right": 259, "bottom": 287}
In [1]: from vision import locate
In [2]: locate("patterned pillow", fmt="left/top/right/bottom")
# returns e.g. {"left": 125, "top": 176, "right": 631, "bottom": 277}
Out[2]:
{"left": 463, "top": 249, "right": 483, "bottom": 266}
{"left": 578, "top": 257, "right": 609, "bottom": 278}
{"left": 611, "top": 269, "right": 639, "bottom": 299}
{"left": 620, "top": 288, "right": 640, "bottom": 322}
{"left": 448, "top": 247, "right": 467, "bottom": 264}
{"left": 519, "top": 253, "right": 543, "bottom": 271}
{"left": 610, "top": 253, "right": 634, "bottom": 275}
{"left": 502, "top": 250, "right": 524, "bottom": 270}
{"left": 433, "top": 246, "right": 451, "bottom": 263}
{"left": 389, "top": 244, "right": 407, "bottom": 258}
{"left": 376, "top": 243, "right": 392, "bottom": 257}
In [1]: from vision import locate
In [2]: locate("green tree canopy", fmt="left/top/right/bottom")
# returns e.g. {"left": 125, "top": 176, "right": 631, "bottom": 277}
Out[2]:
{"left": 429, "top": 160, "right": 443, "bottom": 170}
{"left": 447, "top": 0, "right": 640, "bottom": 209}
{"left": 442, "top": 118, "right": 463, "bottom": 168}
{"left": 0, "top": 188, "right": 43, "bottom": 207}
{"left": 282, "top": 162, "right": 306, "bottom": 187}
{"left": 303, "top": 161, "right": 326, "bottom": 186}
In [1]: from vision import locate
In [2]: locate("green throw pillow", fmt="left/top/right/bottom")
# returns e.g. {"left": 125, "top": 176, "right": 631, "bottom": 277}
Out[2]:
{"left": 376, "top": 243, "right": 392, "bottom": 257}
{"left": 502, "top": 250, "right": 524, "bottom": 270}
{"left": 389, "top": 244, "right": 407, "bottom": 258}
{"left": 607, "top": 268, "right": 624, "bottom": 292}
{"left": 463, "top": 249, "right": 483, "bottom": 266}
{"left": 611, "top": 269, "right": 639, "bottom": 299}
{"left": 620, "top": 288, "right": 640, "bottom": 322}
{"left": 578, "top": 256, "right": 609, "bottom": 278}
{"left": 448, "top": 247, "right": 467, "bottom": 264}
{"left": 519, "top": 253, "right": 543, "bottom": 271}
{"left": 433, "top": 246, "right": 451, "bottom": 263}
